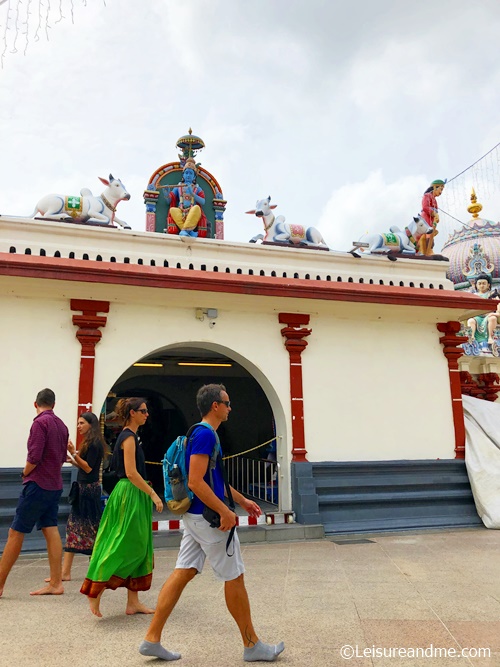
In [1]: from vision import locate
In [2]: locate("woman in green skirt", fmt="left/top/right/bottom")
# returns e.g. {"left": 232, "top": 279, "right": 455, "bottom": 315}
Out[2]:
{"left": 80, "top": 397, "right": 163, "bottom": 617}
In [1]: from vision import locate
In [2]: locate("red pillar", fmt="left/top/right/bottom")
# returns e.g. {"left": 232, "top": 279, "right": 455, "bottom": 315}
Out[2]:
{"left": 70, "top": 299, "right": 109, "bottom": 446}
{"left": 437, "top": 322, "right": 468, "bottom": 459}
{"left": 278, "top": 313, "right": 312, "bottom": 462}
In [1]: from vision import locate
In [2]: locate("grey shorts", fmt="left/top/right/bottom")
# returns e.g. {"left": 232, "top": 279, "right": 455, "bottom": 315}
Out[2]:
{"left": 175, "top": 512, "right": 245, "bottom": 582}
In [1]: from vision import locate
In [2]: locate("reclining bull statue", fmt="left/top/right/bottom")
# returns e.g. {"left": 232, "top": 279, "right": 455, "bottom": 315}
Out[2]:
{"left": 246, "top": 196, "right": 327, "bottom": 247}
{"left": 32, "top": 174, "right": 131, "bottom": 229}
{"left": 352, "top": 215, "right": 433, "bottom": 255}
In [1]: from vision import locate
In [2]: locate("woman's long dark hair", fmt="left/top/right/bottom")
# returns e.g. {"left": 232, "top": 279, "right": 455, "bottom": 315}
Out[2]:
{"left": 79, "top": 412, "right": 110, "bottom": 459}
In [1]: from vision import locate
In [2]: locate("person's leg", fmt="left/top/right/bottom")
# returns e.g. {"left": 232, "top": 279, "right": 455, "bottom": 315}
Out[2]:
{"left": 140, "top": 520, "right": 204, "bottom": 660}
{"left": 62, "top": 551, "right": 74, "bottom": 580}
{"left": 225, "top": 574, "right": 284, "bottom": 662}
{"left": 225, "top": 573, "right": 259, "bottom": 646}
{"left": 88, "top": 589, "right": 104, "bottom": 617}
{"left": 0, "top": 482, "right": 42, "bottom": 596}
{"left": 126, "top": 589, "right": 155, "bottom": 615}
{"left": 139, "top": 568, "right": 195, "bottom": 661}
{"left": 144, "top": 568, "right": 197, "bottom": 641}
{"left": 30, "top": 526, "right": 64, "bottom": 595}
{"left": 0, "top": 529, "right": 25, "bottom": 596}
{"left": 45, "top": 550, "right": 74, "bottom": 583}
{"left": 207, "top": 531, "right": 284, "bottom": 663}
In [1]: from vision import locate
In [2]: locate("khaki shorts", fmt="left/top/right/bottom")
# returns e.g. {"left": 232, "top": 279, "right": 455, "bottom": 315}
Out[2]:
{"left": 175, "top": 512, "right": 245, "bottom": 582}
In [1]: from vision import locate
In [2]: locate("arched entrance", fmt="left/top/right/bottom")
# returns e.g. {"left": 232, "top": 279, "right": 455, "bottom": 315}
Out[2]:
{"left": 100, "top": 343, "right": 288, "bottom": 511}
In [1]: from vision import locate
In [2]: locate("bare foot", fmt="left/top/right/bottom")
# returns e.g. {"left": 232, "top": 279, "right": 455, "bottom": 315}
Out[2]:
{"left": 30, "top": 584, "right": 64, "bottom": 596}
{"left": 45, "top": 575, "right": 71, "bottom": 582}
{"left": 0, "top": 586, "right": 3, "bottom": 598}
{"left": 126, "top": 602, "right": 155, "bottom": 615}
{"left": 88, "top": 596, "right": 103, "bottom": 618}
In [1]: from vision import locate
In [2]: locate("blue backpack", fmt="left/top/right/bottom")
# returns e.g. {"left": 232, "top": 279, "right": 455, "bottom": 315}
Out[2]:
{"left": 162, "top": 422, "right": 219, "bottom": 515}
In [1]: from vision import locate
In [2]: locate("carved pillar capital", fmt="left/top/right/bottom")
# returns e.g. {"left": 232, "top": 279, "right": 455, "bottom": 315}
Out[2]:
{"left": 72, "top": 316, "right": 107, "bottom": 355}
{"left": 437, "top": 321, "right": 468, "bottom": 370}
{"left": 279, "top": 313, "right": 312, "bottom": 361}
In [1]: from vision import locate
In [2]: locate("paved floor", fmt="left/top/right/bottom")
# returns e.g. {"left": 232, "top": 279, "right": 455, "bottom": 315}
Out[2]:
{"left": 1, "top": 528, "right": 500, "bottom": 666}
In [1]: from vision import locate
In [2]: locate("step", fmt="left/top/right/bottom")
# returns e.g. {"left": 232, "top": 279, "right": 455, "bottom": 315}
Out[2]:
{"left": 321, "top": 502, "right": 478, "bottom": 524}
{"left": 324, "top": 513, "right": 483, "bottom": 534}
{"left": 0, "top": 523, "right": 325, "bottom": 554}
{"left": 314, "top": 475, "right": 471, "bottom": 489}
{"left": 317, "top": 488, "right": 476, "bottom": 505}
{"left": 154, "top": 523, "right": 325, "bottom": 549}
{"left": 0, "top": 524, "right": 67, "bottom": 553}
{"left": 314, "top": 474, "right": 471, "bottom": 490}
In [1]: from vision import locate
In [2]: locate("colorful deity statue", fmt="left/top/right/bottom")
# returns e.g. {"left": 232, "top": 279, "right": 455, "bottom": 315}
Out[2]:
{"left": 419, "top": 179, "right": 446, "bottom": 255}
{"left": 164, "top": 157, "right": 207, "bottom": 237}
{"left": 143, "top": 129, "right": 226, "bottom": 238}
{"left": 466, "top": 273, "right": 500, "bottom": 349}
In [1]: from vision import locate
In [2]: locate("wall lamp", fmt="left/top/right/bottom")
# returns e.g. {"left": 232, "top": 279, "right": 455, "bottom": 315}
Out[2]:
{"left": 195, "top": 308, "right": 218, "bottom": 328}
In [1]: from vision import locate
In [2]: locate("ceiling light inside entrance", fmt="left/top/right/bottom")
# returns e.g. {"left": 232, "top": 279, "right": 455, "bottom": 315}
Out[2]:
{"left": 133, "top": 363, "right": 164, "bottom": 368}
{"left": 177, "top": 362, "right": 232, "bottom": 367}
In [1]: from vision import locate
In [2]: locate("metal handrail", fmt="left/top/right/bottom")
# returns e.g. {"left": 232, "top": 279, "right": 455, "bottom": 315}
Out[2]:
{"left": 226, "top": 456, "right": 281, "bottom": 511}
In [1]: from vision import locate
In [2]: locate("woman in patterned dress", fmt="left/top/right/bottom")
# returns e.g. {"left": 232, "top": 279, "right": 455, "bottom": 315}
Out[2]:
{"left": 58, "top": 412, "right": 108, "bottom": 580}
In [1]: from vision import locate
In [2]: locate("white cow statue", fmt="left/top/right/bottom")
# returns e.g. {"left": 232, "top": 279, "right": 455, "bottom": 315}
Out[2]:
{"left": 354, "top": 215, "right": 433, "bottom": 255}
{"left": 33, "top": 174, "right": 131, "bottom": 229}
{"left": 246, "top": 196, "right": 327, "bottom": 247}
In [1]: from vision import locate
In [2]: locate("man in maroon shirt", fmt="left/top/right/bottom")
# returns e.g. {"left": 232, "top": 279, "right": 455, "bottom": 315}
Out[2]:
{"left": 0, "top": 388, "right": 69, "bottom": 597}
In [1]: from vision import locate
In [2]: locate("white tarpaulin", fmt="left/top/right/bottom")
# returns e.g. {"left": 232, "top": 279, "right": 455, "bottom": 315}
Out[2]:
{"left": 463, "top": 394, "right": 500, "bottom": 528}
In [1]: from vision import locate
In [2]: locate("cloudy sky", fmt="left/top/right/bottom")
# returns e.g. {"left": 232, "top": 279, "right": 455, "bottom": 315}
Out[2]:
{"left": 1, "top": 0, "right": 500, "bottom": 251}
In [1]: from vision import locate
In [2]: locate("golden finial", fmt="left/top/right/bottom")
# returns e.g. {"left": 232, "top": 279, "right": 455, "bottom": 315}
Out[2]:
{"left": 467, "top": 187, "right": 483, "bottom": 219}
{"left": 188, "top": 127, "right": 192, "bottom": 135}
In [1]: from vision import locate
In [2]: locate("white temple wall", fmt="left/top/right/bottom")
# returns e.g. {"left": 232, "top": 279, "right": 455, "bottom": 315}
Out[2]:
{"left": 302, "top": 314, "right": 455, "bottom": 461}
{"left": 0, "top": 293, "right": 80, "bottom": 467}
{"left": 0, "top": 274, "right": 459, "bottom": 471}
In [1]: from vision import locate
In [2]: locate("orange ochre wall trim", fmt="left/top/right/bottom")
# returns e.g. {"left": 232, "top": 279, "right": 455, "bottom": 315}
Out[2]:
{"left": 0, "top": 252, "right": 490, "bottom": 309}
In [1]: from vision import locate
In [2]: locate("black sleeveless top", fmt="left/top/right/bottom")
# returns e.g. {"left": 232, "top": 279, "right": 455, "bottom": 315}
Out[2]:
{"left": 112, "top": 428, "right": 147, "bottom": 479}
{"left": 77, "top": 439, "right": 104, "bottom": 484}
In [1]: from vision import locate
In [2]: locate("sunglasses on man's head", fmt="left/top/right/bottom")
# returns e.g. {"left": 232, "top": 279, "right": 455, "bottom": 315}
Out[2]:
{"left": 217, "top": 400, "right": 231, "bottom": 407}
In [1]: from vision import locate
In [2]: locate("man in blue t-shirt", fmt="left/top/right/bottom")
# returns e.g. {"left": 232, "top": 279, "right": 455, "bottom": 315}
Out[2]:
{"left": 140, "top": 384, "right": 285, "bottom": 663}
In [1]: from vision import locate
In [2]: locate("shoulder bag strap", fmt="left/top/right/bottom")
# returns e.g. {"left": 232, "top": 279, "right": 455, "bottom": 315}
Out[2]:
{"left": 206, "top": 437, "right": 236, "bottom": 556}
{"left": 217, "top": 450, "right": 236, "bottom": 556}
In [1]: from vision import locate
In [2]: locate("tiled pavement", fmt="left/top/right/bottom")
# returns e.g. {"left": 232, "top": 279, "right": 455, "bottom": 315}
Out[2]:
{"left": 1, "top": 528, "right": 500, "bottom": 666}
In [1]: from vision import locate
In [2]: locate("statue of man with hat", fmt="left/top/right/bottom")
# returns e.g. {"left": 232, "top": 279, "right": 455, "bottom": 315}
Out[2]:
{"left": 419, "top": 179, "right": 446, "bottom": 255}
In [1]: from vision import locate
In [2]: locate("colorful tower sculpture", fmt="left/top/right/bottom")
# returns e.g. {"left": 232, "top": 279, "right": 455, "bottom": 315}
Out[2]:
{"left": 143, "top": 129, "right": 226, "bottom": 239}
{"left": 441, "top": 188, "right": 500, "bottom": 290}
